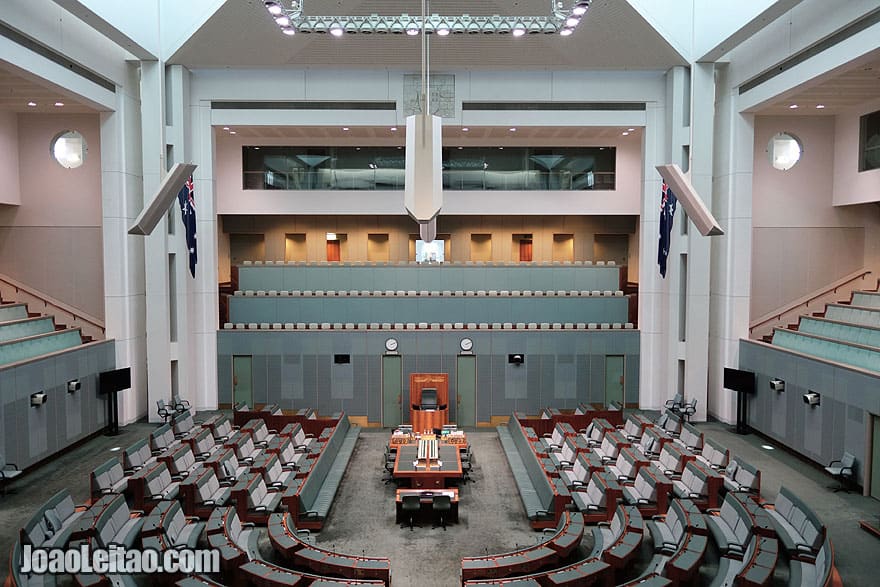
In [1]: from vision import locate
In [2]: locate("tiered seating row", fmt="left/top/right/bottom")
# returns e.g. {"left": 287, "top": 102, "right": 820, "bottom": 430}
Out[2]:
{"left": 227, "top": 293, "right": 629, "bottom": 326}
{"left": 771, "top": 328, "right": 880, "bottom": 373}
{"left": 234, "top": 262, "right": 624, "bottom": 294}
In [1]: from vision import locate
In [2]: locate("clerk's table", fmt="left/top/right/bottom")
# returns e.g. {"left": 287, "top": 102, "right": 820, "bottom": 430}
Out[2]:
{"left": 393, "top": 444, "right": 462, "bottom": 488}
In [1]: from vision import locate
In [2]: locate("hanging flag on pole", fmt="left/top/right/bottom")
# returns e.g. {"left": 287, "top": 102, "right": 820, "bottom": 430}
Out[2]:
{"left": 657, "top": 181, "right": 677, "bottom": 278}
{"left": 177, "top": 176, "right": 198, "bottom": 277}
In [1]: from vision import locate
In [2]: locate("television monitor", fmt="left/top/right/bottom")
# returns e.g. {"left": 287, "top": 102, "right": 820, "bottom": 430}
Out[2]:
{"left": 723, "top": 367, "right": 755, "bottom": 394}
{"left": 415, "top": 239, "right": 445, "bottom": 263}
{"left": 420, "top": 388, "right": 438, "bottom": 409}
{"left": 99, "top": 367, "right": 131, "bottom": 394}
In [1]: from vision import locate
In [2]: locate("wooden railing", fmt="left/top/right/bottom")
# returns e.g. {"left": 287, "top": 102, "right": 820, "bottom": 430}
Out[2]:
{"left": 0, "top": 272, "right": 105, "bottom": 341}
{"left": 749, "top": 269, "right": 873, "bottom": 340}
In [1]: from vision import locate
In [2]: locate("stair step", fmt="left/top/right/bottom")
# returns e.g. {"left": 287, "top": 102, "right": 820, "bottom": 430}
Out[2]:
{"left": 81, "top": 335, "right": 93, "bottom": 344}
{"left": 762, "top": 335, "right": 773, "bottom": 343}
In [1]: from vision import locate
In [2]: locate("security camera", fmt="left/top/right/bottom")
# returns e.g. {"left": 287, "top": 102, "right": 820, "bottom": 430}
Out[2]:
{"left": 769, "top": 378, "right": 785, "bottom": 392}
{"left": 803, "top": 392, "right": 820, "bottom": 406}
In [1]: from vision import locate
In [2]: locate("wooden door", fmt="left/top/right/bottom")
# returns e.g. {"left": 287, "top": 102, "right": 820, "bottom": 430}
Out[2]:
{"left": 519, "top": 239, "right": 533, "bottom": 262}
{"left": 326, "top": 240, "right": 341, "bottom": 262}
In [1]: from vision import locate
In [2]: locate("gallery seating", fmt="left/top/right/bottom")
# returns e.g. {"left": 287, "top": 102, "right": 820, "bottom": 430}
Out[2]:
{"left": 762, "top": 485, "right": 826, "bottom": 561}
{"left": 224, "top": 430, "right": 264, "bottom": 465}
{"left": 588, "top": 504, "right": 644, "bottom": 571}
{"left": 159, "top": 443, "right": 202, "bottom": 480}
{"left": 73, "top": 493, "right": 144, "bottom": 549}
{"left": 123, "top": 438, "right": 156, "bottom": 473}
{"left": 722, "top": 457, "right": 762, "bottom": 495}
{"left": 558, "top": 451, "right": 605, "bottom": 490}
{"left": 641, "top": 499, "right": 708, "bottom": 584}
{"left": 607, "top": 446, "right": 650, "bottom": 484}
{"left": 183, "top": 426, "right": 221, "bottom": 460}
{"left": 149, "top": 423, "right": 182, "bottom": 455}
{"left": 696, "top": 437, "right": 730, "bottom": 471}
{"left": 19, "top": 489, "right": 87, "bottom": 550}
{"left": 621, "top": 465, "right": 672, "bottom": 517}
{"left": 89, "top": 458, "right": 129, "bottom": 499}
{"left": 141, "top": 499, "right": 205, "bottom": 551}
{"left": 129, "top": 461, "right": 180, "bottom": 512}
{"left": 179, "top": 466, "right": 233, "bottom": 519}
{"left": 232, "top": 472, "right": 284, "bottom": 524}
{"left": 620, "top": 413, "right": 654, "bottom": 441}
{"left": 671, "top": 460, "right": 723, "bottom": 510}
{"left": 657, "top": 442, "right": 695, "bottom": 479}
{"left": 570, "top": 471, "right": 623, "bottom": 523}
{"left": 268, "top": 512, "right": 392, "bottom": 584}
{"left": 171, "top": 410, "right": 200, "bottom": 440}
{"left": 238, "top": 559, "right": 385, "bottom": 587}
{"left": 205, "top": 447, "right": 251, "bottom": 485}
{"left": 673, "top": 421, "right": 704, "bottom": 453}
{"left": 206, "top": 506, "right": 260, "bottom": 573}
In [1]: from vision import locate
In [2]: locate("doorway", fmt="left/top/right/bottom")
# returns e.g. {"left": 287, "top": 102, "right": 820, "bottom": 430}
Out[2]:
{"left": 604, "top": 355, "right": 625, "bottom": 407}
{"left": 456, "top": 355, "right": 477, "bottom": 427}
{"left": 518, "top": 236, "right": 533, "bottom": 262}
{"left": 232, "top": 355, "right": 253, "bottom": 407}
{"left": 593, "top": 234, "right": 629, "bottom": 265}
{"left": 230, "top": 234, "right": 266, "bottom": 265}
{"left": 552, "top": 234, "right": 574, "bottom": 262}
{"left": 382, "top": 355, "right": 402, "bottom": 428}
{"left": 872, "top": 415, "right": 880, "bottom": 500}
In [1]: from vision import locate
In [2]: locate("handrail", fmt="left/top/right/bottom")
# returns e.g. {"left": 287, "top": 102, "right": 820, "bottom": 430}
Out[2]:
{"left": 0, "top": 272, "right": 105, "bottom": 335}
{"left": 749, "top": 269, "right": 872, "bottom": 335}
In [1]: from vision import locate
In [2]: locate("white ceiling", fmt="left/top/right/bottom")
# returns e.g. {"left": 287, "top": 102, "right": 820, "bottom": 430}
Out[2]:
{"left": 0, "top": 61, "right": 94, "bottom": 113}
{"left": 754, "top": 50, "right": 880, "bottom": 116}
{"left": 220, "top": 125, "right": 641, "bottom": 141}
{"left": 169, "top": 0, "right": 687, "bottom": 70}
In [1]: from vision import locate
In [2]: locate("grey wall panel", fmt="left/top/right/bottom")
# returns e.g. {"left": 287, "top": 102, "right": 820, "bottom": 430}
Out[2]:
{"left": 625, "top": 354, "right": 640, "bottom": 403}
{"left": 331, "top": 363, "right": 353, "bottom": 400}
{"left": 215, "top": 330, "right": 640, "bottom": 423}
{"left": 739, "top": 339, "right": 880, "bottom": 484}
{"left": 252, "top": 355, "right": 268, "bottom": 406}
{"left": 217, "top": 355, "right": 232, "bottom": 404}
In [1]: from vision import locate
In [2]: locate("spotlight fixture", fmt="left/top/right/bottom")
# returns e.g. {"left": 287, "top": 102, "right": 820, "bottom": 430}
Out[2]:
{"left": 815, "top": 104, "right": 825, "bottom": 109}
{"left": 275, "top": 15, "right": 290, "bottom": 27}
{"left": 229, "top": 131, "right": 237, "bottom": 135}
{"left": 222, "top": 126, "right": 230, "bottom": 131}
{"left": 342, "top": 127, "right": 350, "bottom": 131}
{"left": 27, "top": 101, "right": 36, "bottom": 107}
{"left": 436, "top": 23, "right": 450, "bottom": 36}
{"left": 512, "top": 25, "right": 526, "bottom": 37}
{"left": 509, "top": 127, "right": 517, "bottom": 132}
{"left": 282, "top": 26, "right": 295, "bottom": 35}
{"left": 565, "top": 16, "right": 580, "bottom": 27}
{"left": 572, "top": 2, "right": 589, "bottom": 16}
{"left": 803, "top": 391, "right": 820, "bottom": 406}
{"left": 769, "top": 378, "right": 785, "bottom": 392}
{"left": 405, "top": 22, "right": 420, "bottom": 36}
{"left": 789, "top": 104, "right": 799, "bottom": 109}
{"left": 330, "top": 22, "right": 344, "bottom": 36}
{"left": 265, "top": 1, "right": 283, "bottom": 16}
{"left": 390, "top": 127, "right": 398, "bottom": 131}
{"left": 461, "top": 127, "right": 469, "bottom": 132}
{"left": 560, "top": 28, "right": 573, "bottom": 36}
{"left": 54, "top": 101, "right": 64, "bottom": 107}
{"left": 622, "top": 131, "right": 630, "bottom": 136}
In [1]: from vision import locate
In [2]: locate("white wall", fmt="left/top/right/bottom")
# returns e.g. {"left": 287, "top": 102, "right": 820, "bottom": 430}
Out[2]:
{"left": 0, "top": 112, "right": 21, "bottom": 206}
{"left": 751, "top": 115, "right": 880, "bottom": 319}
{"left": 833, "top": 96, "right": 880, "bottom": 206}
{"left": 0, "top": 113, "right": 104, "bottom": 318}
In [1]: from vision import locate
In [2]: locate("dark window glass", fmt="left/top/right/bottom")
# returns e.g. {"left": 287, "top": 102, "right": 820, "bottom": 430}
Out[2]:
{"left": 860, "top": 109, "right": 880, "bottom": 172}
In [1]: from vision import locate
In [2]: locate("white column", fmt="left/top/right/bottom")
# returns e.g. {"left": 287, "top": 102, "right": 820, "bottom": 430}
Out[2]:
{"left": 190, "top": 98, "right": 219, "bottom": 411}
{"left": 100, "top": 63, "right": 148, "bottom": 425}
{"left": 140, "top": 60, "right": 173, "bottom": 422}
{"left": 709, "top": 64, "right": 754, "bottom": 423}
{"left": 682, "top": 62, "right": 715, "bottom": 422}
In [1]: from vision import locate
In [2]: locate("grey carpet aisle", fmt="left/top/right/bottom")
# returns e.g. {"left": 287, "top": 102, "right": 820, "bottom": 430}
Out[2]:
{"left": 316, "top": 429, "right": 542, "bottom": 587}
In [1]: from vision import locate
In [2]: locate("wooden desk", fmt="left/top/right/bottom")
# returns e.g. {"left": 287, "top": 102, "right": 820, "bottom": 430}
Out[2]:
{"left": 395, "top": 488, "right": 459, "bottom": 523}
{"left": 393, "top": 444, "right": 462, "bottom": 488}
{"left": 410, "top": 409, "right": 447, "bottom": 433}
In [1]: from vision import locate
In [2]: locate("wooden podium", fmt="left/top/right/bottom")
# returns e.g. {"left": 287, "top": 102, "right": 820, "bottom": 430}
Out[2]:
{"left": 409, "top": 373, "right": 449, "bottom": 432}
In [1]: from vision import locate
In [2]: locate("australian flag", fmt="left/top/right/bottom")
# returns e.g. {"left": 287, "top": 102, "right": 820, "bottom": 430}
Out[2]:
{"left": 657, "top": 182, "right": 677, "bottom": 278}
{"left": 177, "top": 176, "right": 197, "bottom": 277}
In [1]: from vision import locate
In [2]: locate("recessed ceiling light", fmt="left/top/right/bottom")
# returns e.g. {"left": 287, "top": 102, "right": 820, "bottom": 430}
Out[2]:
{"left": 509, "top": 127, "right": 517, "bottom": 132}
{"left": 761, "top": 444, "right": 775, "bottom": 451}
{"left": 560, "top": 28, "right": 574, "bottom": 37}
{"left": 54, "top": 101, "right": 64, "bottom": 107}
{"left": 627, "top": 128, "right": 635, "bottom": 132}
{"left": 355, "top": 147, "right": 361, "bottom": 150}
{"left": 621, "top": 131, "right": 630, "bottom": 136}
{"left": 815, "top": 104, "right": 825, "bottom": 109}
{"left": 390, "top": 127, "right": 397, "bottom": 131}
{"left": 572, "top": 5, "right": 588, "bottom": 16}
{"left": 222, "top": 126, "right": 230, "bottom": 131}
{"left": 109, "top": 446, "right": 121, "bottom": 452}
{"left": 437, "top": 27, "right": 450, "bottom": 37}
{"left": 27, "top": 101, "right": 36, "bottom": 107}
{"left": 457, "top": 146, "right": 463, "bottom": 150}
{"left": 275, "top": 16, "right": 290, "bottom": 27}
{"left": 282, "top": 27, "right": 295, "bottom": 36}
{"left": 330, "top": 25, "right": 344, "bottom": 37}
{"left": 254, "top": 147, "right": 260, "bottom": 150}
{"left": 789, "top": 104, "right": 799, "bottom": 109}
{"left": 229, "top": 131, "right": 237, "bottom": 135}
{"left": 342, "top": 127, "right": 350, "bottom": 131}
{"left": 498, "top": 146, "right": 504, "bottom": 150}
{"left": 397, "top": 146, "right": 403, "bottom": 149}
{"left": 512, "top": 27, "right": 526, "bottom": 37}
{"left": 565, "top": 17, "right": 580, "bottom": 27}
{"left": 265, "top": 2, "right": 283, "bottom": 16}
{"left": 461, "top": 127, "right": 469, "bottom": 132}
{"left": 406, "top": 23, "right": 420, "bottom": 36}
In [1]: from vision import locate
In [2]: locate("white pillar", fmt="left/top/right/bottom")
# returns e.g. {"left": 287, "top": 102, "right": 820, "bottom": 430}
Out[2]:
{"left": 140, "top": 60, "right": 173, "bottom": 422}
{"left": 100, "top": 63, "right": 148, "bottom": 425}
{"left": 709, "top": 64, "right": 754, "bottom": 423}
{"left": 681, "top": 62, "right": 715, "bottom": 422}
